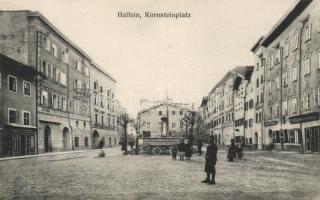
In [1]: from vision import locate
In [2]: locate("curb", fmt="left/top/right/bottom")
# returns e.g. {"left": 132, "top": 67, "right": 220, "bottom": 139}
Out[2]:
{"left": 0, "top": 147, "right": 121, "bottom": 162}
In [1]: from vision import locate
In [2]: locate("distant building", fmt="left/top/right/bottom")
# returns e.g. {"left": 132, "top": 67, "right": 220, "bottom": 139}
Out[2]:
{"left": 138, "top": 99, "right": 192, "bottom": 138}
{"left": 0, "top": 54, "right": 40, "bottom": 157}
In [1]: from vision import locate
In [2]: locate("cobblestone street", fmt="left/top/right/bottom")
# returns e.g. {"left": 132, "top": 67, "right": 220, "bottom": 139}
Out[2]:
{"left": 0, "top": 148, "right": 320, "bottom": 200}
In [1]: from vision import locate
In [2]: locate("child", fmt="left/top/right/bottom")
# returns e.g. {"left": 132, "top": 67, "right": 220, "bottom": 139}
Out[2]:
{"left": 171, "top": 145, "right": 177, "bottom": 160}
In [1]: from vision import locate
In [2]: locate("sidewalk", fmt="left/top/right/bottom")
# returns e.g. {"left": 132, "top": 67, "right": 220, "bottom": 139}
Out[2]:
{"left": 0, "top": 147, "right": 121, "bottom": 162}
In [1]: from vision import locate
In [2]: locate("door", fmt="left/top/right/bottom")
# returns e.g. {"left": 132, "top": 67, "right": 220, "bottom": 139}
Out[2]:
{"left": 44, "top": 126, "right": 52, "bottom": 152}
{"left": 305, "top": 128, "right": 312, "bottom": 152}
{"left": 313, "top": 127, "right": 319, "bottom": 153}
{"left": 109, "top": 137, "right": 112, "bottom": 147}
{"left": 20, "top": 135, "right": 26, "bottom": 156}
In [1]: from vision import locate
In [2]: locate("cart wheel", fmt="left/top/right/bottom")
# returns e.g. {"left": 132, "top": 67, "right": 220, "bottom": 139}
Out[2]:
{"left": 144, "top": 145, "right": 151, "bottom": 153}
{"left": 169, "top": 146, "right": 173, "bottom": 155}
{"left": 152, "top": 147, "right": 162, "bottom": 155}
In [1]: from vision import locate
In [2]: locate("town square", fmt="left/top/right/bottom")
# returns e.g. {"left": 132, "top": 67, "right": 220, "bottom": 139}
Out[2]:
{"left": 0, "top": 0, "right": 320, "bottom": 199}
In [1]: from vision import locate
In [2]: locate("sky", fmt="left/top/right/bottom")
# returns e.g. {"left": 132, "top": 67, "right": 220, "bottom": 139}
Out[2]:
{"left": 0, "top": 0, "right": 296, "bottom": 116}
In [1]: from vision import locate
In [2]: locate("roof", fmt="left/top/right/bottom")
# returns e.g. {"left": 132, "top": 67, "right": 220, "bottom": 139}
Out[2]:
{"left": 90, "top": 61, "right": 117, "bottom": 82}
{"left": 250, "top": 36, "right": 264, "bottom": 53}
{"left": 260, "top": 0, "right": 312, "bottom": 47}
{"left": 0, "top": 53, "right": 41, "bottom": 76}
{"left": 24, "top": 10, "right": 118, "bottom": 82}
{"left": 25, "top": 11, "right": 92, "bottom": 60}
{"left": 209, "top": 66, "right": 254, "bottom": 94}
{"left": 138, "top": 103, "right": 191, "bottom": 115}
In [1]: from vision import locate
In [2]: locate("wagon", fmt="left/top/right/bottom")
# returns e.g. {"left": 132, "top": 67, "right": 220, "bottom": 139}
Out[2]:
{"left": 138, "top": 137, "right": 181, "bottom": 155}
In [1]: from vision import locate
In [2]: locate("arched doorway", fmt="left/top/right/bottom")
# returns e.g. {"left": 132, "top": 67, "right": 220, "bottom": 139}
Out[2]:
{"left": 218, "top": 134, "right": 221, "bottom": 145}
{"left": 44, "top": 126, "right": 52, "bottom": 152}
{"left": 254, "top": 132, "right": 258, "bottom": 149}
{"left": 62, "top": 127, "right": 71, "bottom": 150}
{"left": 93, "top": 130, "right": 99, "bottom": 149}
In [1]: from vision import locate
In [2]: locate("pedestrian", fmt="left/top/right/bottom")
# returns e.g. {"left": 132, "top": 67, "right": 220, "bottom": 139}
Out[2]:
{"left": 202, "top": 136, "right": 218, "bottom": 185}
{"left": 129, "top": 140, "right": 134, "bottom": 151}
{"left": 280, "top": 138, "right": 284, "bottom": 151}
{"left": 171, "top": 145, "right": 177, "bottom": 160}
{"left": 177, "top": 140, "right": 185, "bottom": 160}
{"left": 227, "top": 139, "right": 236, "bottom": 162}
{"left": 185, "top": 140, "right": 192, "bottom": 160}
{"left": 197, "top": 140, "right": 203, "bottom": 156}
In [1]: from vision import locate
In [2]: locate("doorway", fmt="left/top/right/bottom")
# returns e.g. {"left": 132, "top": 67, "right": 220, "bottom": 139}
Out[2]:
{"left": 93, "top": 131, "right": 99, "bottom": 149}
{"left": 44, "top": 126, "right": 52, "bottom": 152}
{"left": 62, "top": 127, "right": 71, "bottom": 150}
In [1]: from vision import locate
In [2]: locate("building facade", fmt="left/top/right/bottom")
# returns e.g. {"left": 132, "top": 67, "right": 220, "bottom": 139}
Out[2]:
{"left": 0, "top": 54, "right": 39, "bottom": 157}
{"left": 90, "top": 62, "right": 118, "bottom": 149}
{"left": 0, "top": 10, "right": 118, "bottom": 154}
{"left": 138, "top": 99, "right": 192, "bottom": 138}
{"left": 257, "top": 0, "right": 320, "bottom": 152}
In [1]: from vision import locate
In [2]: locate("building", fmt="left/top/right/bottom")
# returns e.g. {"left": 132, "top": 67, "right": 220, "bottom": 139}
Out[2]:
{"left": 138, "top": 98, "right": 192, "bottom": 138}
{"left": 203, "top": 66, "right": 253, "bottom": 146}
{"left": 0, "top": 10, "right": 117, "bottom": 153}
{"left": 90, "top": 62, "right": 118, "bottom": 149}
{"left": 250, "top": 37, "right": 265, "bottom": 149}
{"left": 0, "top": 54, "right": 40, "bottom": 157}
{"left": 257, "top": 0, "right": 319, "bottom": 152}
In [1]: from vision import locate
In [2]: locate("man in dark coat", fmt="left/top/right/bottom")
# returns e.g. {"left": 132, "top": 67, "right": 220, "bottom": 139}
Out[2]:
{"left": 227, "top": 139, "right": 236, "bottom": 162}
{"left": 202, "top": 136, "right": 218, "bottom": 185}
{"left": 197, "top": 140, "right": 203, "bottom": 155}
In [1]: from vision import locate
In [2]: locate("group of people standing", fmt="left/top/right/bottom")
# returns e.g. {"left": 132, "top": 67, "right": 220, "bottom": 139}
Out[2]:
{"left": 227, "top": 139, "right": 243, "bottom": 162}
{"left": 171, "top": 139, "right": 193, "bottom": 160}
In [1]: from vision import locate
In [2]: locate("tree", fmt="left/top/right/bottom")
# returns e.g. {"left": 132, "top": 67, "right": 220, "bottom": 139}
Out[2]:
{"left": 180, "top": 111, "right": 199, "bottom": 141}
{"left": 131, "top": 118, "right": 145, "bottom": 155}
{"left": 117, "top": 112, "right": 131, "bottom": 155}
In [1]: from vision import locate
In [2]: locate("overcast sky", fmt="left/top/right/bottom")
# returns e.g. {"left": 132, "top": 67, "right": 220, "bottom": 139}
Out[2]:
{"left": 0, "top": 0, "right": 296, "bottom": 116}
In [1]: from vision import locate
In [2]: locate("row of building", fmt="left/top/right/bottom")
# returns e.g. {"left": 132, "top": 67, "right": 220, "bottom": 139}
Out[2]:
{"left": 198, "top": 0, "right": 320, "bottom": 153}
{"left": 0, "top": 10, "right": 124, "bottom": 157}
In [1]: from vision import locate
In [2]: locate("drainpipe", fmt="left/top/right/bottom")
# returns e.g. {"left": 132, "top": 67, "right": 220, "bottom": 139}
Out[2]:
{"left": 67, "top": 59, "right": 74, "bottom": 151}
{"left": 279, "top": 46, "right": 284, "bottom": 141}
{"left": 35, "top": 31, "right": 39, "bottom": 155}
{"left": 298, "top": 18, "right": 307, "bottom": 153}
{"left": 261, "top": 55, "right": 266, "bottom": 150}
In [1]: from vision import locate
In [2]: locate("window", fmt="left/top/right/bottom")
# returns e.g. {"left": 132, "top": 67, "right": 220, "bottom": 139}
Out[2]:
{"left": 274, "top": 104, "right": 279, "bottom": 118}
{"left": 84, "top": 137, "right": 89, "bottom": 147}
{"left": 84, "top": 66, "right": 89, "bottom": 76}
{"left": 275, "top": 49, "right": 281, "bottom": 64}
{"left": 22, "top": 111, "right": 30, "bottom": 125}
{"left": 52, "top": 44, "right": 58, "bottom": 57}
{"left": 101, "top": 115, "right": 104, "bottom": 125}
{"left": 76, "top": 121, "right": 79, "bottom": 128}
{"left": 269, "top": 56, "right": 274, "bottom": 69}
{"left": 282, "top": 73, "right": 287, "bottom": 86}
{"left": 47, "top": 64, "right": 52, "bottom": 79}
{"left": 180, "top": 121, "right": 183, "bottom": 128}
{"left": 95, "top": 113, "right": 98, "bottom": 124}
{"left": 52, "top": 67, "right": 57, "bottom": 81}
{"left": 62, "top": 49, "right": 69, "bottom": 64}
{"left": 75, "top": 137, "right": 79, "bottom": 147}
{"left": 76, "top": 60, "right": 82, "bottom": 71}
{"left": 159, "top": 111, "right": 162, "bottom": 115}
{"left": 22, "top": 81, "right": 31, "bottom": 96}
{"left": 46, "top": 38, "right": 51, "bottom": 51}
{"left": 275, "top": 77, "right": 279, "bottom": 90}
{"left": 52, "top": 94, "right": 58, "bottom": 109}
{"left": 304, "top": 93, "right": 311, "bottom": 110}
{"left": 41, "top": 60, "right": 47, "bottom": 76}
{"left": 41, "top": 90, "right": 48, "bottom": 105}
{"left": 292, "top": 33, "right": 299, "bottom": 51}
{"left": 8, "top": 108, "right": 18, "bottom": 123}
{"left": 172, "top": 110, "right": 175, "bottom": 115}
{"left": 292, "top": 66, "right": 297, "bottom": 81}
{"left": 172, "top": 122, "right": 176, "bottom": 128}
{"left": 292, "top": 98, "right": 297, "bottom": 113}
{"left": 74, "top": 100, "right": 80, "bottom": 114}
{"left": 260, "top": 75, "right": 263, "bottom": 84}
{"left": 304, "top": 59, "right": 310, "bottom": 75}
{"left": 268, "top": 82, "right": 272, "bottom": 93}
{"left": 283, "top": 100, "right": 288, "bottom": 115}
{"left": 180, "top": 111, "right": 183, "bottom": 115}
{"left": 284, "top": 43, "right": 289, "bottom": 57}
{"left": 256, "top": 78, "right": 259, "bottom": 88}
{"left": 83, "top": 122, "right": 86, "bottom": 129}
{"left": 61, "top": 97, "right": 67, "bottom": 111}
{"left": 8, "top": 75, "right": 17, "bottom": 92}
{"left": 94, "top": 81, "right": 98, "bottom": 90}
{"left": 305, "top": 24, "right": 311, "bottom": 41}
{"left": 60, "top": 72, "right": 66, "bottom": 86}
{"left": 260, "top": 92, "right": 263, "bottom": 103}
